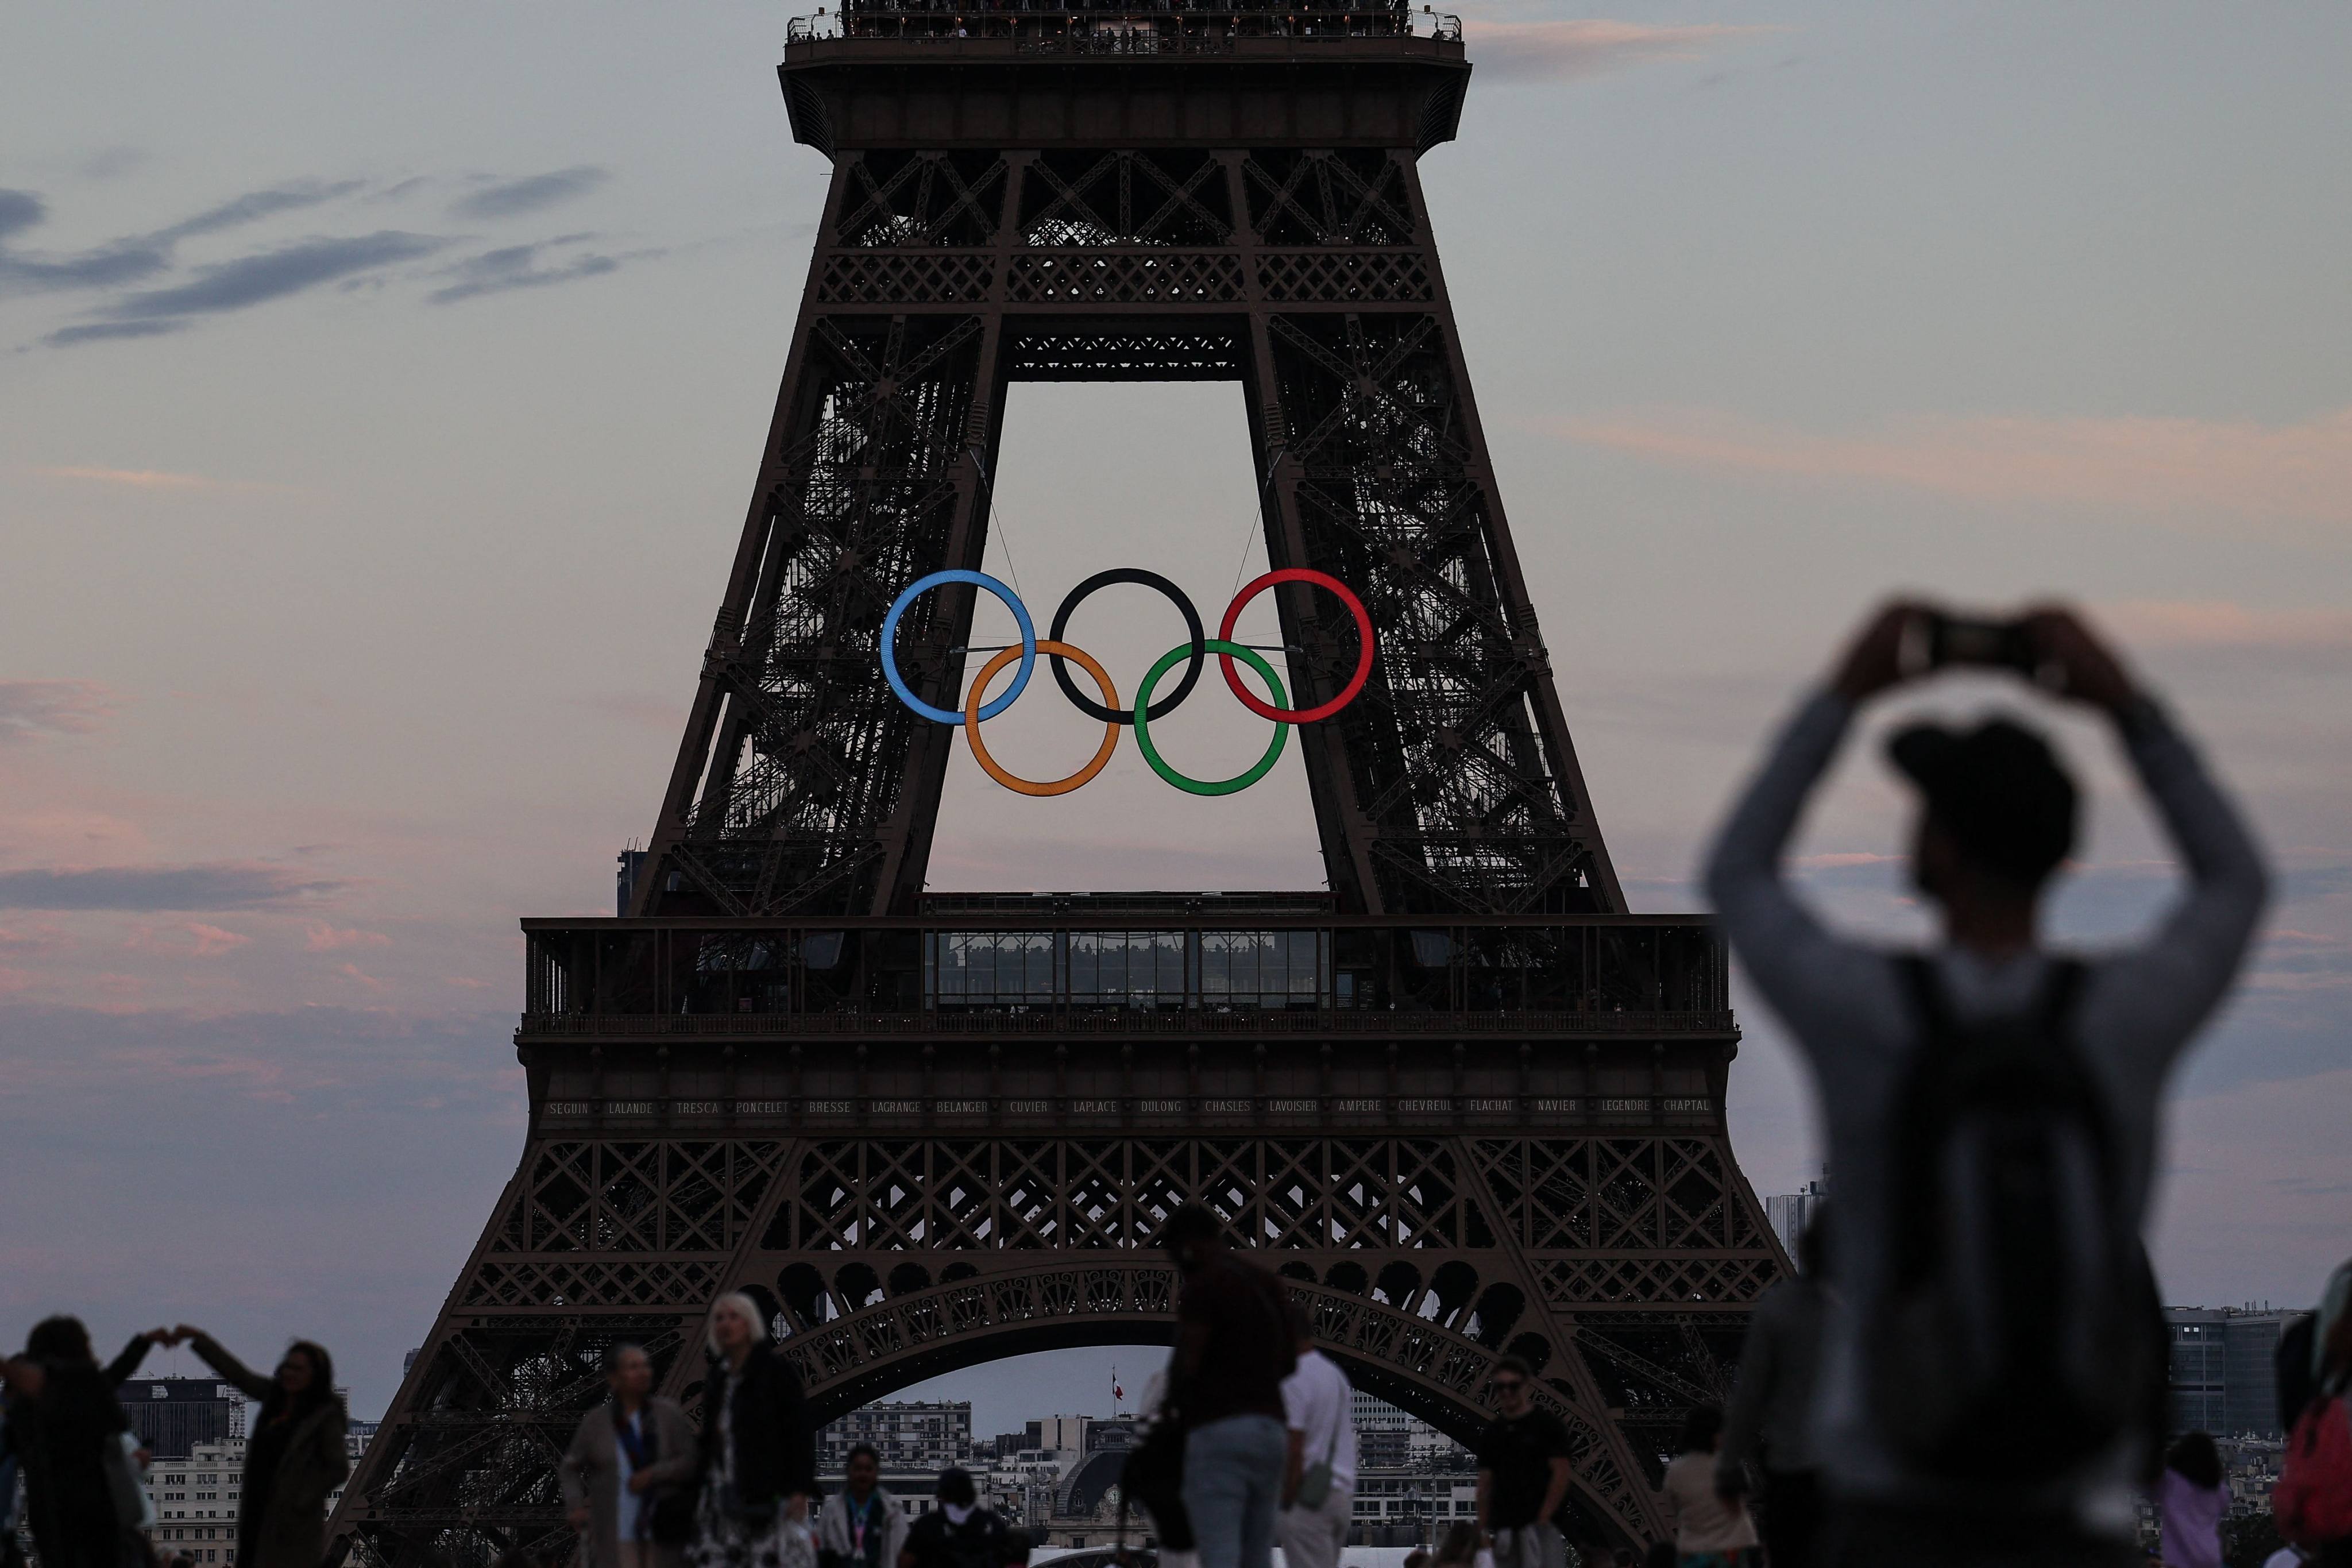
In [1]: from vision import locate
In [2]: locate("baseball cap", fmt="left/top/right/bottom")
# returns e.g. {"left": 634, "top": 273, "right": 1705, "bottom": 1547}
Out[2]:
{"left": 1886, "top": 715, "right": 2077, "bottom": 889}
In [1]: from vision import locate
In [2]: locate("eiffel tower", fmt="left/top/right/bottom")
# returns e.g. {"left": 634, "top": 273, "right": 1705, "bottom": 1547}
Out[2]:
{"left": 330, "top": 6, "right": 1786, "bottom": 1561}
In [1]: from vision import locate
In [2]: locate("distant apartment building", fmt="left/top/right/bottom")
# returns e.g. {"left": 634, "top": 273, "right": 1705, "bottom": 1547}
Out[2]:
{"left": 806, "top": 1461, "right": 971, "bottom": 1520}
{"left": 1354, "top": 1391, "right": 1411, "bottom": 1469}
{"left": 1350, "top": 1468, "right": 1481, "bottom": 1541}
{"left": 1028, "top": 1415, "right": 1091, "bottom": 1454}
{"left": 817, "top": 1400, "right": 974, "bottom": 1469}
{"left": 1764, "top": 1179, "right": 1827, "bottom": 1265}
{"left": 119, "top": 1379, "right": 249, "bottom": 1459}
{"left": 1349, "top": 1392, "right": 1464, "bottom": 1469}
{"left": 2168, "top": 1307, "right": 2289, "bottom": 1438}
{"left": 143, "top": 1428, "right": 368, "bottom": 1565}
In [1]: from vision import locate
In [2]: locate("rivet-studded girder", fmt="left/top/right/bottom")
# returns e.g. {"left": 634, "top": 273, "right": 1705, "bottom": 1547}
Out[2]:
{"left": 333, "top": 1122, "right": 1782, "bottom": 1566}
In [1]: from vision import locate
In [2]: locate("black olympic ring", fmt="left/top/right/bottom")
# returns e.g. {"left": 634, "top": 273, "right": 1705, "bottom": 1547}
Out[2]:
{"left": 1046, "top": 568, "right": 1206, "bottom": 725}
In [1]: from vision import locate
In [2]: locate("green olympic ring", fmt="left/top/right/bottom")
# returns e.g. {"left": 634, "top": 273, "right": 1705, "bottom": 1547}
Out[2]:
{"left": 1130, "top": 639, "right": 1289, "bottom": 797}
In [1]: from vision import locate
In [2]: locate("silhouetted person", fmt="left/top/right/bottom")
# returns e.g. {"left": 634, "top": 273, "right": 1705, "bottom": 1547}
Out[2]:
{"left": 1276, "top": 1303, "right": 1354, "bottom": 1568}
{"left": 1122, "top": 1373, "right": 1195, "bottom": 1566}
{"left": 0, "top": 1317, "right": 141, "bottom": 1568}
{"left": 899, "top": 1469, "right": 1021, "bottom": 1568}
{"left": 2275, "top": 1260, "right": 2352, "bottom": 1566}
{"left": 98, "top": 1327, "right": 177, "bottom": 1389}
{"left": 1658, "top": 1406, "right": 1756, "bottom": 1565}
{"left": 2281, "top": 1259, "right": 2352, "bottom": 1438}
{"left": 1431, "top": 1523, "right": 1478, "bottom": 1568}
{"left": 1474, "top": 1357, "right": 1571, "bottom": 1568}
{"left": 816, "top": 1444, "right": 908, "bottom": 1568}
{"left": 563, "top": 1343, "right": 698, "bottom": 1568}
{"left": 690, "top": 1292, "right": 815, "bottom": 1568}
{"left": 1163, "top": 1203, "right": 1296, "bottom": 1568}
{"left": 1706, "top": 601, "right": 2268, "bottom": 1567}
{"left": 1716, "top": 1210, "right": 1831, "bottom": 1568}
{"left": 178, "top": 1326, "right": 352, "bottom": 1568}
{"left": 2156, "top": 1432, "right": 2225, "bottom": 1568}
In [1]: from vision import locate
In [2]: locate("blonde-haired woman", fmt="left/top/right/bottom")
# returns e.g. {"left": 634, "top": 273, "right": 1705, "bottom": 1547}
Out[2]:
{"left": 688, "top": 1293, "right": 815, "bottom": 1568}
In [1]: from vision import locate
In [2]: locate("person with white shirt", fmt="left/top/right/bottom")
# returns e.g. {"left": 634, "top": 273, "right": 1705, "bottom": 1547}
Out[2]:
{"left": 1277, "top": 1305, "right": 1356, "bottom": 1568}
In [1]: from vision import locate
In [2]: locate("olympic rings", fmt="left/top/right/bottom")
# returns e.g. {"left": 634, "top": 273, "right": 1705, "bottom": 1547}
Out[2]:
{"left": 966, "top": 640, "right": 1122, "bottom": 797}
{"left": 876, "top": 565, "right": 1373, "bottom": 795}
{"left": 1132, "top": 640, "right": 1288, "bottom": 797}
{"left": 1218, "top": 569, "right": 1374, "bottom": 725}
{"left": 1049, "top": 569, "right": 1205, "bottom": 725}
{"left": 881, "top": 570, "right": 1036, "bottom": 725}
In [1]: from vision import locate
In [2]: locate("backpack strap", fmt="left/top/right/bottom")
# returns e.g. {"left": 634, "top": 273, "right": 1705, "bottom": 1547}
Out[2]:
{"left": 1896, "top": 952, "right": 2088, "bottom": 1042}
{"left": 1884, "top": 951, "right": 2096, "bottom": 1288}
{"left": 2037, "top": 957, "right": 2090, "bottom": 1039}
{"left": 1893, "top": 952, "right": 1945, "bottom": 1043}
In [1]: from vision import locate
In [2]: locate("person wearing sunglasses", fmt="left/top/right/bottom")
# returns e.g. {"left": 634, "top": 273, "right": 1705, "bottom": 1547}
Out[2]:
{"left": 1474, "top": 1360, "right": 1573, "bottom": 1568}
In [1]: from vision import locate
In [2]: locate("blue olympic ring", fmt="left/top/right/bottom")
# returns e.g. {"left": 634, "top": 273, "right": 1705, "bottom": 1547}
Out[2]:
{"left": 880, "top": 570, "right": 1038, "bottom": 725}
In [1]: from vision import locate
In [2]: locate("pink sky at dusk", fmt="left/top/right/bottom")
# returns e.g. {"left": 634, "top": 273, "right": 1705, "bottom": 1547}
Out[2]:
{"left": 3, "top": 1, "right": 2349, "bottom": 1419}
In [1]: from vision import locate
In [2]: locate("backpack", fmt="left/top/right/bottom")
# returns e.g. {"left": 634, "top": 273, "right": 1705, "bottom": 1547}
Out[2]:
{"left": 1121, "top": 1417, "right": 1195, "bottom": 1551}
{"left": 2277, "top": 1393, "right": 2352, "bottom": 1545}
{"left": 1868, "top": 957, "right": 2156, "bottom": 1479}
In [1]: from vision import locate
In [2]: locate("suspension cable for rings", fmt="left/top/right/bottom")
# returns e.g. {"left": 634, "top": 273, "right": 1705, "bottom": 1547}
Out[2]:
{"left": 965, "top": 443, "right": 1030, "bottom": 604}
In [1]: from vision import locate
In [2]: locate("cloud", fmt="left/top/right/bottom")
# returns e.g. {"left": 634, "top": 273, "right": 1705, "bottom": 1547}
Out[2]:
{"left": 101, "top": 230, "right": 445, "bottom": 320}
{"left": 0, "top": 187, "right": 167, "bottom": 293}
{"left": 40, "top": 320, "right": 187, "bottom": 347}
{"left": 2099, "top": 600, "right": 2352, "bottom": 652}
{"left": 31, "top": 464, "right": 278, "bottom": 492}
{"left": 2279, "top": 866, "right": 2352, "bottom": 904}
{"left": 306, "top": 924, "right": 391, "bottom": 952}
{"left": 79, "top": 146, "right": 146, "bottom": 181}
{"left": 0, "top": 189, "right": 45, "bottom": 242}
{"left": 425, "top": 237, "right": 631, "bottom": 305}
{"left": 0, "top": 681, "right": 113, "bottom": 746}
{"left": 181, "top": 924, "right": 252, "bottom": 957}
{"left": 0, "top": 241, "right": 172, "bottom": 295}
{"left": 0, "top": 864, "right": 345, "bottom": 912}
{"left": 449, "top": 166, "right": 610, "bottom": 221}
{"left": 0, "top": 925, "right": 69, "bottom": 957}
{"left": 3, "top": 180, "right": 373, "bottom": 311}
{"left": 1549, "top": 405, "right": 2352, "bottom": 526}
{"left": 149, "top": 180, "right": 365, "bottom": 244}
{"left": 1461, "top": 20, "right": 1780, "bottom": 85}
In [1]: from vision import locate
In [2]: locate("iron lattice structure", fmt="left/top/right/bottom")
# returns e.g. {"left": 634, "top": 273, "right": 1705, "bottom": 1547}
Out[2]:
{"left": 332, "top": 14, "right": 1783, "bottom": 1564}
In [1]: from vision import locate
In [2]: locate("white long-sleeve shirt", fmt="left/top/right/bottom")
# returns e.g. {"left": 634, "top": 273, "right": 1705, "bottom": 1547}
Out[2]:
{"left": 1703, "top": 689, "right": 2268, "bottom": 1529}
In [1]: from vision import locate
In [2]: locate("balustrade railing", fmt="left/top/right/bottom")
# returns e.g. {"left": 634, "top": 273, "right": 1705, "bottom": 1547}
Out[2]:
{"left": 521, "top": 907, "right": 1727, "bottom": 1028}
{"left": 785, "top": 2, "right": 1462, "bottom": 47}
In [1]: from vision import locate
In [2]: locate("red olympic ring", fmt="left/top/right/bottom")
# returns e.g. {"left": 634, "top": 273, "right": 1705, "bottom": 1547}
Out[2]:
{"left": 1216, "top": 569, "right": 1374, "bottom": 725}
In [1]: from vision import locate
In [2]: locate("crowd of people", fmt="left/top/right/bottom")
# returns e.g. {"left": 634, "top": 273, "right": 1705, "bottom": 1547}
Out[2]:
{"left": 4, "top": 600, "right": 2347, "bottom": 1568}
{"left": 1, "top": 1322, "right": 348, "bottom": 1568}
{"left": 554, "top": 1289, "right": 1033, "bottom": 1568}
